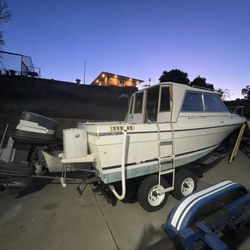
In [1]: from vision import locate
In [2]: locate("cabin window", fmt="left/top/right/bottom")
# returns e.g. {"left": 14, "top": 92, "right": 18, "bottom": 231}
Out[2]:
{"left": 146, "top": 86, "right": 159, "bottom": 121}
{"left": 204, "top": 93, "right": 228, "bottom": 112}
{"left": 181, "top": 92, "right": 203, "bottom": 112}
{"left": 160, "top": 87, "right": 170, "bottom": 112}
{"left": 134, "top": 92, "right": 143, "bottom": 113}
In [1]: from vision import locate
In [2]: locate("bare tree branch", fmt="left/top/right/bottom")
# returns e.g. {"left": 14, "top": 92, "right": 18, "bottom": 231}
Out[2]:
{"left": 0, "top": 0, "right": 11, "bottom": 22}
{"left": 0, "top": 0, "right": 11, "bottom": 48}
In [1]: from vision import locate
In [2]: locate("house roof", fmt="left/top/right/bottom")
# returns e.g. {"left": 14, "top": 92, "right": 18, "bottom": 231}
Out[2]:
{"left": 91, "top": 71, "right": 144, "bottom": 85}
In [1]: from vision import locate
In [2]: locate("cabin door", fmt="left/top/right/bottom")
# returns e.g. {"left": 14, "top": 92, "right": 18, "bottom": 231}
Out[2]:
{"left": 157, "top": 85, "right": 172, "bottom": 123}
{"left": 145, "top": 85, "right": 172, "bottom": 123}
{"left": 157, "top": 85, "right": 173, "bottom": 158}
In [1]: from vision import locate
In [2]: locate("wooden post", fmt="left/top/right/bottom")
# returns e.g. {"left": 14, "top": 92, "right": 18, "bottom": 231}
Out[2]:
{"left": 229, "top": 123, "right": 247, "bottom": 163}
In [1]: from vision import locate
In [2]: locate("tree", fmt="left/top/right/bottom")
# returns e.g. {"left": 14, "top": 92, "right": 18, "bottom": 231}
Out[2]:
{"left": 0, "top": 0, "right": 11, "bottom": 48}
{"left": 190, "top": 76, "right": 214, "bottom": 90}
{"left": 159, "top": 69, "right": 190, "bottom": 85}
{"left": 242, "top": 85, "right": 250, "bottom": 100}
{"left": 216, "top": 88, "right": 232, "bottom": 101}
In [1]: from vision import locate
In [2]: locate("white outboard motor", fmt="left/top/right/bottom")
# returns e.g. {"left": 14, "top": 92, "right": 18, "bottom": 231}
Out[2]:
{"left": 0, "top": 111, "right": 59, "bottom": 196}
{"left": 15, "top": 111, "right": 59, "bottom": 144}
{"left": 1, "top": 111, "right": 59, "bottom": 164}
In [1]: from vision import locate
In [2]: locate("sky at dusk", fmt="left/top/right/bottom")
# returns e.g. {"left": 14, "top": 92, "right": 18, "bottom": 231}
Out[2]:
{"left": 2, "top": 0, "right": 250, "bottom": 99}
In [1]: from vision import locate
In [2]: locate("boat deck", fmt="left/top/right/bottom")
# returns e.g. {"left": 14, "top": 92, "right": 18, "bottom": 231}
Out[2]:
{"left": 0, "top": 149, "right": 249, "bottom": 250}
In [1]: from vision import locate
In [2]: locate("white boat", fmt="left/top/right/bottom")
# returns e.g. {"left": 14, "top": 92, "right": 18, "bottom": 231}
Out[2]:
{"left": 59, "top": 82, "right": 245, "bottom": 210}
{"left": 0, "top": 82, "right": 246, "bottom": 211}
{"left": 75, "top": 83, "right": 244, "bottom": 184}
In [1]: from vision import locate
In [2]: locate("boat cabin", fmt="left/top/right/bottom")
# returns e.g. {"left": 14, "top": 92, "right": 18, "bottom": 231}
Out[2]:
{"left": 127, "top": 82, "right": 229, "bottom": 124}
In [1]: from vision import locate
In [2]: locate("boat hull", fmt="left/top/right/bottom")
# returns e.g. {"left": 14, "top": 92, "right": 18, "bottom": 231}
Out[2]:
{"left": 84, "top": 121, "right": 243, "bottom": 184}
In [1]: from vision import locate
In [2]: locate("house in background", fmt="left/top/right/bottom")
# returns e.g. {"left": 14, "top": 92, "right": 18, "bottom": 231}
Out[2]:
{"left": 91, "top": 71, "right": 143, "bottom": 87}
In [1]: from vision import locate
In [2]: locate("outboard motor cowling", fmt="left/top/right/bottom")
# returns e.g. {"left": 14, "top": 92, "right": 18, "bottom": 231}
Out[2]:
{"left": 14, "top": 111, "right": 59, "bottom": 144}
{"left": 0, "top": 112, "right": 60, "bottom": 196}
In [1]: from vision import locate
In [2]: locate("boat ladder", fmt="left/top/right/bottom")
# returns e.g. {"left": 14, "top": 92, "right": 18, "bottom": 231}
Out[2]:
{"left": 156, "top": 122, "right": 175, "bottom": 193}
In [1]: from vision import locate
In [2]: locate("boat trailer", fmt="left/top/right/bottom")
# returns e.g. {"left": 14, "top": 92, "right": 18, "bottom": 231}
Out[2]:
{"left": 161, "top": 180, "right": 250, "bottom": 250}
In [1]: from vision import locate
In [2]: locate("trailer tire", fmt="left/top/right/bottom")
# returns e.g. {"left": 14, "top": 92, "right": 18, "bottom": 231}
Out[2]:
{"left": 138, "top": 175, "right": 169, "bottom": 212}
{"left": 171, "top": 170, "right": 197, "bottom": 200}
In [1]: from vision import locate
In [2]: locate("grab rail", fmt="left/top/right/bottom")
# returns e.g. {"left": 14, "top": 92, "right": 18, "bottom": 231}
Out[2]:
{"left": 109, "top": 129, "right": 128, "bottom": 200}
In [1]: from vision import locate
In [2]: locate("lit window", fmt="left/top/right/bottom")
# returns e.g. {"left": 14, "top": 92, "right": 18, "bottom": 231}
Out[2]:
{"left": 102, "top": 74, "right": 105, "bottom": 78}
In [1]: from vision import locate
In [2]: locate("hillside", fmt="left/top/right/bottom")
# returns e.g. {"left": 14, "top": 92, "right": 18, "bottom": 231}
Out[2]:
{"left": 0, "top": 75, "right": 137, "bottom": 135}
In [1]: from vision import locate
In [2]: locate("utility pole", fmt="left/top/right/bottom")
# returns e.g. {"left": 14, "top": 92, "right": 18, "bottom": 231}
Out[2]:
{"left": 83, "top": 59, "right": 86, "bottom": 85}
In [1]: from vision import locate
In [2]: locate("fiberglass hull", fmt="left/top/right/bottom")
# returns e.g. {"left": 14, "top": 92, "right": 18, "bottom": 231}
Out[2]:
{"left": 84, "top": 117, "right": 244, "bottom": 184}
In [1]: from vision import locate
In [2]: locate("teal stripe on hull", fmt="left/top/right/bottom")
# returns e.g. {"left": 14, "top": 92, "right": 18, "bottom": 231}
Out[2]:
{"left": 100, "top": 161, "right": 161, "bottom": 184}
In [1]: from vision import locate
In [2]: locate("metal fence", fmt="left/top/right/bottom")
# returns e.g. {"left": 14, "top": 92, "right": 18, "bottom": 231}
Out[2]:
{"left": 0, "top": 51, "right": 40, "bottom": 77}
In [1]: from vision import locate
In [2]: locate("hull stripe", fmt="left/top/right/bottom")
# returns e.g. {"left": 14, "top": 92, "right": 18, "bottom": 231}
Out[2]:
{"left": 90, "top": 123, "right": 242, "bottom": 137}
{"left": 101, "top": 144, "right": 218, "bottom": 171}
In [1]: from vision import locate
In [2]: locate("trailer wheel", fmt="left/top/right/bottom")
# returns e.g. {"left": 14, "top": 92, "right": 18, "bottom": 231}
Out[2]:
{"left": 171, "top": 170, "right": 197, "bottom": 200}
{"left": 138, "top": 175, "right": 169, "bottom": 212}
